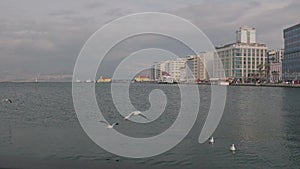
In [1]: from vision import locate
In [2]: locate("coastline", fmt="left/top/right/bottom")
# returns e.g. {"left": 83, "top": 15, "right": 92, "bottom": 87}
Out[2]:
{"left": 230, "top": 83, "right": 300, "bottom": 88}
{"left": 1, "top": 81, "right": 300, "bottom": 88}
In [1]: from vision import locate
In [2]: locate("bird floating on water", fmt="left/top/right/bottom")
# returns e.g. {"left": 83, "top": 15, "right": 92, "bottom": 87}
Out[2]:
{"left": 230, "top": 144, "right": 236, "bottom": 151}
{"left": 124, "top": 111, "right": 150, "bottom": 121}
{"left": 209, "top": 137, "right": 214, "bottom": 144}
{"left": 98, "top": 120, "right": 119, "bottom": 129}
{"left": 2, "top": 99, "right": 12, "bottom": 103}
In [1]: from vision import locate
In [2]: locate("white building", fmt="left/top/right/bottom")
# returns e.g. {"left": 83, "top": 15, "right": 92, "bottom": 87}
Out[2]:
{"left": 270, "top": 62, "right": 282, "bottom": 83}
{"left": 267, "top": 49, "right": 284, "bottom": 63}
{"left": 268, "top": 49, "right": 284, "bottom": 82}
{"left": 236, "top": 26, "right": 256, "bottom": 44}
{"left": 153, "top": 59, "right": 186, "bottom": 82}
{"left": 215, "top": 27, "right": 268, "bottom": 81}
{"left": 185, "top": 53, "right": 210, "bottom": 82}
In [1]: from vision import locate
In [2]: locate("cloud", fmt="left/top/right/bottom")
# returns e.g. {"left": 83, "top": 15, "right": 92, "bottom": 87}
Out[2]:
{"left": 0, "top": 0, "right": 299, "bottom": 81}
{"left": 84, "top": 2, "right": 105, "bottom": 10}
{"left": 49, "top": 10, "right": 74, "bottom": 16}
{"left": 0, "top": 18, "right": 94, "bottom": 79}
{"left": 0, "top": 38, "right": 55, "bottom": 53}
{"left": 104, "top": 8, "right": 131, "bottom": 17}
{"left": 170, "top": 0, "right": 297, "bottom": 49}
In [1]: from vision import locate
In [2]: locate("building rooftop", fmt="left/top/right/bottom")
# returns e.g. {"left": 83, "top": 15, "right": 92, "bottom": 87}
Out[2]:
{"left": 216, "top": 42, "right": 267, "bottom": 49}
{"left": 238, "top": 26, "right": 255, "bottom": 30}
{"left": 284, "top": 23, "right": 300, "bottom": 32}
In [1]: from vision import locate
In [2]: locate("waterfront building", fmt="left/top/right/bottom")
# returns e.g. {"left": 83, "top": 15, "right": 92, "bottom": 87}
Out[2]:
{"left": 283, "top": 23, "right": 300, "bottom": 81}
{"left": 270, "top": 62, "right": 282, "bottom": 83}
{"left": 154, "top": 55, "right": 209, "bottom": 83}
{"left": 153, "top": 61, "right": 162, "bottom": 81}
{"left": 153, "top": 60, "right": 169, "bottom": 81}
{"left": 153, "top": 59, "right": 186, "bottom": 82}
{"left": 215, "top": 26, "right": 268, "bottom": 82}
{"left": 185, "top": 53, "right": 209, "bottom": 82}
{"left": 268, "top": 49, "right": 284, "bottom": 63}
{"left": 267, "top": 49, "right": 284, "bottom": 82}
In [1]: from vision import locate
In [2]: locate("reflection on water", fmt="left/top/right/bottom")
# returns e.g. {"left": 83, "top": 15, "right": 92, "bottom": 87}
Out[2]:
{"left": 0, "top": 83, "right": 299, "bottom": 169}
{"left": 282, "top": 88, "right": 300, "bottom": 168}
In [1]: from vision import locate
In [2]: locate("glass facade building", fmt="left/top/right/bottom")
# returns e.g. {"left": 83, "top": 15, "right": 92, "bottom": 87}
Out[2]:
{"left": 216, "top": 44, "right": 267, "bottom": 79}
{"left": 283, "top": 23, "right": 300, "bottom": 81}
{"left": 215, "top": 27, "right": 267, "bottom": 80}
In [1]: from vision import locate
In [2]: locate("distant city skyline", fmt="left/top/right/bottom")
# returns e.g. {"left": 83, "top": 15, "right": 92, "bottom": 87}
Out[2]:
{"left": 0, "top": 0, "right": 299, "bottom": 81}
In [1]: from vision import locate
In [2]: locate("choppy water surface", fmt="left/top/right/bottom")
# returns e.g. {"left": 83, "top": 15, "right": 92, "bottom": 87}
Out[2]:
{"left": 0, "top": 82, "right": 299, "bottom": 169}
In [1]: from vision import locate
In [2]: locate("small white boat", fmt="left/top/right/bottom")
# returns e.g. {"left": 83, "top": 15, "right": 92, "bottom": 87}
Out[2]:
{"left": 219, "top": 81, "right": 230, "bottom": 86}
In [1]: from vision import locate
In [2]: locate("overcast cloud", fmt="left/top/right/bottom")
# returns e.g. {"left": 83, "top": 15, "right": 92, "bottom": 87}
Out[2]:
{"left": 0, "top": 0, "right": 299, "bottom": 81}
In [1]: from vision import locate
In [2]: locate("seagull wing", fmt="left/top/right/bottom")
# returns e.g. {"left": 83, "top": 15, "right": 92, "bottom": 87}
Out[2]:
{"left": 138, "top": 113, "right": 150, "bottom": 121}
{"left": 111, "top": 122, "right": 119, "bottom": 127}
{"left": 98, "top": 120, "right": 109, "bottom": 125}
{"left": 126, "top": 112, "right": 134, "bottom": 119}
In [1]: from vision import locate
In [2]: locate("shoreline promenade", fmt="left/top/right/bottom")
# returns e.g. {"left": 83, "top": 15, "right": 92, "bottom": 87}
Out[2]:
{"left": 230, "top": 83, "right": 300, "bottom": 88}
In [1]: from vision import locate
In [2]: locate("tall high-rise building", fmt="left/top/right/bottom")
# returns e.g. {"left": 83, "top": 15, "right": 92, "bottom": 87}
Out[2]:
{"left": 236, "top": 26, "right": 256, "bottom": 44}
{"left": 215, "top": 27, "right": 268, "bottom": 81}
{"left": 283, "top": 23, "right": 300, "bottom": 81}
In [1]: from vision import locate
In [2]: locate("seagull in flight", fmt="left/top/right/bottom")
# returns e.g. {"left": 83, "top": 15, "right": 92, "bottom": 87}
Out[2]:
{"left": 124, "top": 111, "right": 150, "bottom": 121}
{"left": 2, "top": 99, "right": 12, "bottom": 103}
{"left": 98, "top": 120, "right": 119, "bottom": 129}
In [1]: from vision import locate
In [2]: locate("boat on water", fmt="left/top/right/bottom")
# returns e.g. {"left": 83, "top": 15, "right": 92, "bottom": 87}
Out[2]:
{"left": 219, "top": 81, "right": 230, "bottom": 86}
{"left": 210, "top": 78, "right": 231, "bottom": 86}
{"left": 158, "top": 75, "right": 177, "bottom": 84}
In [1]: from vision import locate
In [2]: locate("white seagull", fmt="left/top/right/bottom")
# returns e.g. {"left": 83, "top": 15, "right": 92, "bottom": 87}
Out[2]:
{"left": 209, "top": 137, "right": 214, "bottom": 144}
{"left": 2, "top": 99, "right": 12, "bottom": 103}
{"left": 124, "top": 111, "right": 150, "bottom": 121}
{"left": 98, "top": 120, "right": 119, "bottom": 129}
{"left": 230, "top": 144, "right": 236, "bottom": 151}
